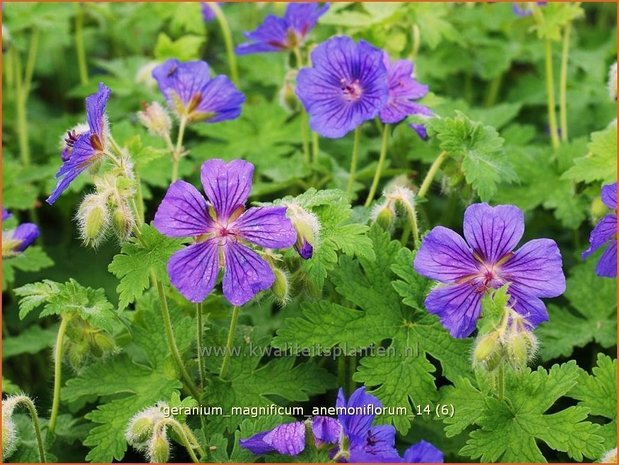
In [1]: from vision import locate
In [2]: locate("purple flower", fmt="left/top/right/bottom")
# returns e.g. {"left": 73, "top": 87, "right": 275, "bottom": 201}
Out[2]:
{"left": 410, "top": 123, "right": 429, "bottom": 141}
{"left": 2, "top": 209, "right": 11, "bottom": 221}
{"left": 336, "top": 387, "right": 400, "bottom": 463}
{"left": 200, "top": 2, "right": 218, "bottom": 22}
{"left": 236, "top": 3, "right": 329, "bottom": 55}
{"left": 379, "top": 54, "right": 430, "bottom": 125}
{"left": 240, "top": 421, "right": 306, "bottom": 456}
{"left": 583, "top": 183, "right": 617, "bottom": 278}
{"left": 152, "top": 59, "right": 244, "bottom": 123}
{"left": 153, "top": 159, "right": 296, "bottom": 306}
{"left": 312, "top": 415, "right": 342, "bottom": 447}
{"left": 47, "top": 83, "right": 111, "bottom": 205}
{"left": 512, "top": 1, "right": 547, "bottom": 16}
{"left": 402, "top": 440, "right": 444, "bottom": 463}
{"left": 296, "top": 36, "right": 389, "bottom": 138}
{"left": 2, "top": 221, "right": 40, "bottom": 256}
{"left": 414, "top": 203, "right": 566, "bottom": 338}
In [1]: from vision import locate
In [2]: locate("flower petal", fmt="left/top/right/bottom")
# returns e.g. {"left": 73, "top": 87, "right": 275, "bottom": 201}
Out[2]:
{"left": 414, "top": 226, "right": 478, "bottom": 283}
{"left": 153, "top": 59, "right": 211, "bottom": 108}
{"left": 168, "top": 240, "right": 219, "bottom": 303}
{"left": 233, "top": 206, "right": 297, "bottom": 248}
{"left": 424, "top": 283, "right": 483, "bottom": 338}
{"left": 154, "top": 180, "right": 213, "bottom": 237}
{"left": 336, "top": 387, "right": 381, "bottom": 441}
{"left": 284, "top": 3, "right": 329, "bottom": 37}
{"left": 507, "top": 287, "right": 549, "bottom": 327}
{"left": 312, "top": 416, "right": 341, "bottom": 446}
{"left": 582, "top": 215, "right": 617, "bottom": 259}
{"left": 201, "top": 159, "right": 254, "bottom": 220}
{"left": 501, "top": 239, "right": 566, "bottom": 298}
{"left": 402, "top": 440, "right": 444, "bottom": 463}
{"left": 11, "top": 223, "right": 40, "bottom": 252}
{"left": 350, "top": 425, "right": 399, "bottom": 459}
{"left": 222, "top": 241, "right": 274, "bottom": 306}
{"left": 601, "top": 182, "right": 617, "bottom": 210}
{"left": 596, "top": 240, "right": 617, "bottom": 278}
{"left": 263, "top": 422, "right": 306, "bottom": 456}
{"left": 86, "top": 82, "right": 111, "bottom": 138}
{"left": 239, "top": 431, "right": 273, "bottom": 455}
{"left": 194, "top": 74, "right": 245, "bottom": 123}
{"left": 463, "top": 203, "right": 525, "bottom": 264}
{"left": 236, "top": 15, "right": 289, "bottom": 54}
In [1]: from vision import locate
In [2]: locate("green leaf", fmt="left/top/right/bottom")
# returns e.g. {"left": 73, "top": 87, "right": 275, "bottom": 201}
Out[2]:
{"left": 2, "top": 324, "right": 58, "bottom": 359}
{"left": 2, "top": 246, "right": 54, "bottom": 290}
{"left": 536, "top": 260, "right": 616, "bottom": 360}
{"left": 563, "top": 123, "right": 617, "bottom": 185}
{"left": 275, "top": 226, "right": 471, "bottom": 434}
{"left": 532, "top": 3, "right": 584, "bottom": 41}
{"left": 444, "top": 362, "right": 605, "bottom": 462}
{"left": 63, "top": 290, "right": 193, "bottom": 462}
{"left": 154, "top": 32, "right": 205, "bottom": 61}
{"left": 14, "top": 279, "right": 117, "bottom": 332}
{"left": 568, "top": 354, "right": 617, "bottom": 449}
{"left": 1, "top": 159, "right": 56, "bottom": 210}
{"left": 428, "top": 112, "right": 516, "bottom": 201}
{"left": 108, "top": 225, "right": 182, "bottom": 309}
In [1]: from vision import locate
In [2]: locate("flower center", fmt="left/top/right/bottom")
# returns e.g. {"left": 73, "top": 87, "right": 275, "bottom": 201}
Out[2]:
{"left": 341, "top": 78, "right": 363, "bottom": 102}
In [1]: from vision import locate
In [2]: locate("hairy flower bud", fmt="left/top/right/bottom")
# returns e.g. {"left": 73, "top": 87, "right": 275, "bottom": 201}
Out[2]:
{"left": 271, "top": 267, "right": 290, "bottom": 304}
{"left": 138, "top": 102, "right": 172, "bottom": 139}
{"left": 505, "top": 330, "right": 537, "bottom": 370}
{"left": 77, "top": 193, "right": 110, "bottom": 247}
{"left": 279, "top": 69, "right": 300, "bottom": 112}
{"left": 472, "top": 331, "right": 503, "bottom": 372}
{"left": 112, "top": 202, "right": 136, "bottom": 242}
{"left": 371, "top": 201, "right": 396, "bottom": 230}
{"left": 148, "top": 428, "right": 170, "bottom": 463}
{"left": 285, "top": 203, "right": 320, "bottom": 260}
{"left": 2, "top": 403, "right": 17, "bottom": 460}
{"left": 126, "top": 403, "right": 168, "bottom": 451}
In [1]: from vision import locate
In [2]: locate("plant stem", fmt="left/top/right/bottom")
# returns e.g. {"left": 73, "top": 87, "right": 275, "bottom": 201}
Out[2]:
{"left": 293, "top": 47, "right": 311, "bottom": 164}
{"left": 346, "top": 127, "right": 362, "bottom": 197}
{"left": 155, "top": 278, "right": 201, "bottom": 400}
{"left": 172, "top": 117, "right": 187, "bottom": 182}
{"left": 75, "top": 4, "right": 89, "bottom": 86}
{"left": 417, "top": 151, "right": 448, "bottom": 199}
{"left": 219, "top": 306, "right": 240, "bottom": 380}
{"left": 497, "top": 364, "right": 506, "bottom": 401}
{"left": 544, "top": 39, "right": 560, "bottom": 150}
{"left": 210, "top": 2, "right": 240, "bottom": 86}
{"left": 559, "top": 23, "right": 571, "bottom": 143}
{"left": 196, "top": 302, "right": 205, "bottom": 388}
{"left": 23, "top": 28, "right": 40, "bottom": 98}
{"left": 13, "top": 49, "right": 31, "bottom": 167}
{"left": 49, "top": 317, "right": 69, "bottom": 435}
{"left": 410, "top": 23, "right": 421, "bottom": 61}
{"left": 403, "top": 200, "right": 420, "bottom": 249}
{"left": 15, "top": 397, "right": 46, "bottom": 462}
{"left": 484, "top": 74, "right": 502, "bottom": 108}
{"left": 311, "top": 131, "right": 320, "bottom": 164}
{"left": 364, "top": 124, "right": 390, "bottom": 207}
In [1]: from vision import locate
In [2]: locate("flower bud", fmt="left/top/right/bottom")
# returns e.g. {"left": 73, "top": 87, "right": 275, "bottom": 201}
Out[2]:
{"left": 138, "top": 102, "right": 172, "bottom": 139}
{"left": 77, "top": 193, "right": 110, "bottom": 247}
{"left": 608, "top": 62, "right": 617, "bottom": 101}
{"left": 472, "top": 331, "right": 503, "bottom": 372}
{"left": 506, "top": 330, "right": 537, "bottom": 370}
{"left": 285, "top": 203, "right": 320, "bottom": 260}
{"left": 148, "top": 428, "right": 170, "bottom": 463}
{"left": 126, "top": 403, "right": 168, "bottom": 450}
{"left": 93, "top": 332, "right": 117, "bottom": 356}
{"left": 371, "top": 201, "right": 396, "bottom": 230}
{"left": 67, "top": 340, "right": 91, "bottom": 371}
{"left": 112, "top": 202, "right": 136, "bottom": 242}
{"left": 279, "top": 69, "right": 300, "bottom": 112}
{"left": 271, "top": 267, "right": 290, "bottom": 304}
{"left": 2, "top": 405, "right": 17, "bottom": 460}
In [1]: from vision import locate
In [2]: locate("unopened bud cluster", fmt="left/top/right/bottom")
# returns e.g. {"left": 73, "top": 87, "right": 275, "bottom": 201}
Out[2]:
{"left": 138, "top": 102, "right": 172, "bottom": 139}
{"left": 284, "top": 202, "right": 320, "bottom": 260}
{"left": 372, "top": 183, "right": 417, "bottom": 231}
{"left": 473, "top": 307, "right": 538, "bottom": 372}
{"left": 64, "top": 316, "right": 117, "bottom": 372}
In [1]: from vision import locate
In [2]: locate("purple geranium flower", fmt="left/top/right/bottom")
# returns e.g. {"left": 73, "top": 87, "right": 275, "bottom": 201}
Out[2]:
{"left": 512, "top": 1, "right": 547, "bottom": 16}
{"left": 402, "top": 440, "right": 444, "bottom": 463}
{"left": 296, "top": 36, "right": 389, "bottom": 138}
{"left": 379, "top": 54, "right": 431, "bottom": 125}
{"left": 240, "top": 421, "right": 306, "bottom": 456}
{"left": 2, "top": 214, "right": 40, "bottom": 256}
{"left": 583, "top": 183, "right": 617, "bottom": 278}
{"left": 414, "top": 203, "right": 566, "bottom": 338}
{"left": 47, "top": 83, "right": 111, "bottom": 205}
{"left": 152, "top": 59, "right": 244, "bottom": 123}
{"left": 200, "top": 2, "right": 218, "bottom": 22}
{"left": 153, "top": 159, "right": 296, "bottom": 306}
{"left": 236, "top": 3, "right": 329, "bottom": 55}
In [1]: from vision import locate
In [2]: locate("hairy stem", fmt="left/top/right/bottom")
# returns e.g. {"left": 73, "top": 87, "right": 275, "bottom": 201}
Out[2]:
{"left": 417, "top": 151, "right": 448, "bottom": 199}
{"left": 497, "top": 363, "right": 506, "bottom": 401}
{"left": 559, "top": 23, "right": 571, "bottom": 143}
{"left": 75, "top": 4, "right": 89, "bottom": 86}
{"left": 49, "top": 317, "right": 69, "bottom": 435}
{"left": 12, "top": 397, "right": 47, "bottom": 462}
{"left": 210, "top": 3, "right": 240, "bottom": 86}
{"left": 544, "top": 40, "right": 560, "bottom": 149}
{"left": 171, "top": 117, "right": 187, "bottom": 182}
{"left": 346, "top": 127, "right": 362, "bottom": 197}
{"left": 364, "top": 124, "right": 391, "bottom": 207}
{"left": 155, "top": 278, "right": 201, "bottom": 400}
{"left": 219, "top": 306, "right": 240, "bottom": 380}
